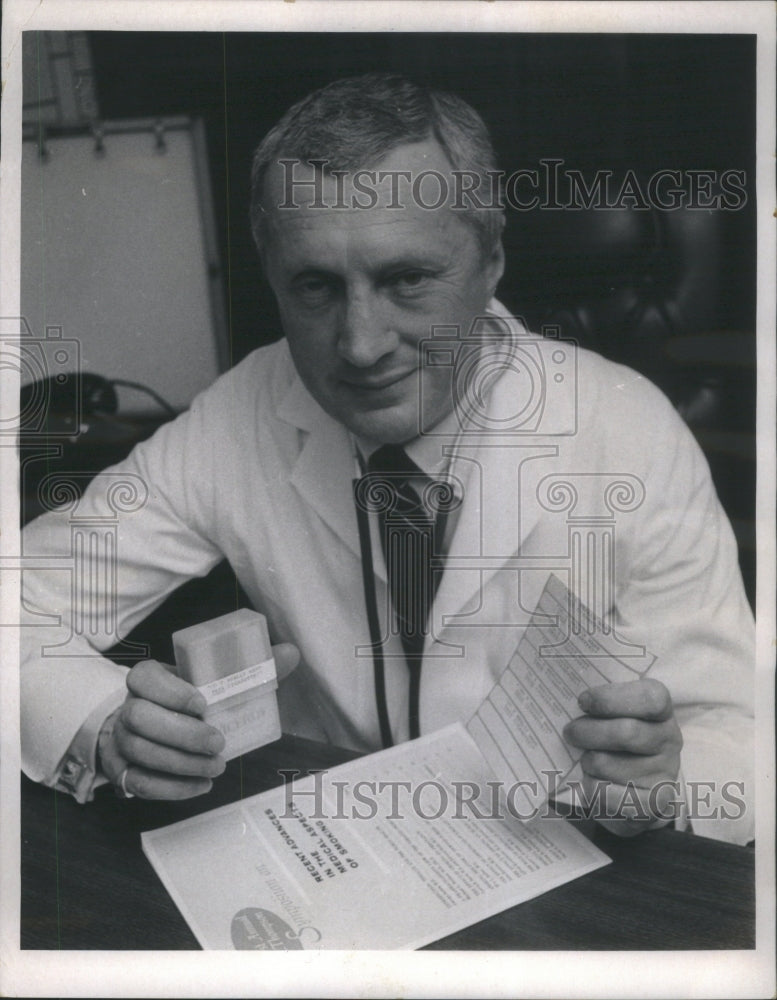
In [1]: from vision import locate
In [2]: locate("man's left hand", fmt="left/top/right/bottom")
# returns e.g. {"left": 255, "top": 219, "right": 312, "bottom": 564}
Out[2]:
{"left": 563, "top": 679, "right": 683, "bottom": 837}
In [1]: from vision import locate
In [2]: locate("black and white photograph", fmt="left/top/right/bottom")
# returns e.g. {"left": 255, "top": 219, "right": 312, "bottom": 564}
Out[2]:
{"left": 1, "top": 1, "right": 774, "bottom": 997}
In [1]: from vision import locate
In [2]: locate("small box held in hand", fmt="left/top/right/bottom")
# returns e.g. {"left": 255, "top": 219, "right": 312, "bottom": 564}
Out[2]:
{"left": 172, "top": 609, "right": 281, "bottom": 760}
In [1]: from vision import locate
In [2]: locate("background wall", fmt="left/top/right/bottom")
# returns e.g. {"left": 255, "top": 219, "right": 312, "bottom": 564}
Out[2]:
{"left": 21, "top": 121, "right": 224, "bottom": 413}
{"left": 85, "top": 31, "right": 756, "bottom": 362}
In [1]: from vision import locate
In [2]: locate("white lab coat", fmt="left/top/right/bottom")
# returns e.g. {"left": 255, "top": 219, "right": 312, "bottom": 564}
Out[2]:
{"left": 20, "top": 313, "right": 754, "bottom": 842}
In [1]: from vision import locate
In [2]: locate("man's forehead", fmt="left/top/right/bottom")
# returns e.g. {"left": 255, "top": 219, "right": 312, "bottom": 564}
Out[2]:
{"left": 261, "top": 137, "right": 459, "bottom": 215}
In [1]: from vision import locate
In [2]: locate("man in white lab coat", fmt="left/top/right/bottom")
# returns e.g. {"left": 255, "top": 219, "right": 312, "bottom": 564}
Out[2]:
{"left": 20, "top": 74, "right": 754, "bottom": 843}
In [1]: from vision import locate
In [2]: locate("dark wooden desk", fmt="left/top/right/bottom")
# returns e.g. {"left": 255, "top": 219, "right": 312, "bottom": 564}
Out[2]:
{"left": 21, "top": 735, "right": 754, "bottom": 951}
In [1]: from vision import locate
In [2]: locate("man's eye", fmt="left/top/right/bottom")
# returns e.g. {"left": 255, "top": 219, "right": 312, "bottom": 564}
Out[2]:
{"left": 388, "top": 271, "right": 430, "bottom": 293}
{"left": 293, "top": 276, "right": 336, "bottom": 305}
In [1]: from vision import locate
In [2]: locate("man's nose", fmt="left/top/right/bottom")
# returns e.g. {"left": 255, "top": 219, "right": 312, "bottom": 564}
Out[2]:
{"left": 336, "top": 293, "right": 399, "bottom": 368}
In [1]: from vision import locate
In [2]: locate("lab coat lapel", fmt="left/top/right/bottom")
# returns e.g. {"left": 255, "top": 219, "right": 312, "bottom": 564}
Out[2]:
{"left": 277, "top": 372, "right": 363, "bottom": 563}
{"left": 432, "top": 396, "right": 553, "bottom": 630}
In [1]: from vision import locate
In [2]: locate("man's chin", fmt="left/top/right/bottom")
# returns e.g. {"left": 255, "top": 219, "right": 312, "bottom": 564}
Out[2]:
{"left": 336, "top": 402, "right": 424, "bottom": 446}
{"left": 343, "top": 415, "right": 420, "bottom": 445}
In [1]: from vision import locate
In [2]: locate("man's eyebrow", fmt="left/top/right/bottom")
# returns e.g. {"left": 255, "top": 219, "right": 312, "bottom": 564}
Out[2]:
{"left": 286, "top": 252, "right": 450, "bottom": 282}
{"left": 372, "top": 251, "right": 450, "bottom": 274}
{"left": 289, "top": 266, "right": 337, "bottom": 280}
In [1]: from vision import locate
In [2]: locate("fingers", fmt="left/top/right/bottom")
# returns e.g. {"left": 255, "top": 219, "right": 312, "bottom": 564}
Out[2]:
{"left": 108, "top": 644, "right": 299, "bottom": 802}
{"left": 109, "top": 701, "right": 225, "bottom": 800}
{"left": 100, "top": 659, "right": 228, "bottom": 801}
{"left": 562, "top": 680, "right": 683, "bottom": 834}
{"left": 120, "top": 766, "right": 216, "bottom": 801}
{"left": 127, "top": 660, "right": 207, "bottom": 716}
{"left": 564, "top": 697, "right": 683, "bottom": 790}
{"left": 120, "top": 695, "right": 225, "bottom": 755}
{"left": 577, "top": 678, "right": 673, "bottom": 721}
{"left": 564, "top": 715, "right": 682, "bottom": 755}
{"left": 98, "top": 704, "right": 217, "bottom": 799}
{"left": 97, "top": 707, "right": 131, "bottom": 786}
{"left": 577, "top": 749, "right": 673, "bottom": 786}
{"left": 113, "top": 717, "right": 226, "bottom": 777}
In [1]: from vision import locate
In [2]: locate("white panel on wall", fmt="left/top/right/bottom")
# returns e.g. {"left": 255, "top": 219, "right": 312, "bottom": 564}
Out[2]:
{"left": 21, "top": 118, "right": 226, "bottom": 415}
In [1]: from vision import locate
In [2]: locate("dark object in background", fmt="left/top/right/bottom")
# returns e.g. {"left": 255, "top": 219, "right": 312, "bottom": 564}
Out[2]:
{"left": 19, "top": 372, "right": 175, "bottom": 525}
{"left": 20, "top": 372, "right": 118, "bottom": 436}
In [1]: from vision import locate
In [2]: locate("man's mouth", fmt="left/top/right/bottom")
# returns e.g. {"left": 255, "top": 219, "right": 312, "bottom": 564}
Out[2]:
{"left": 340, "top": 370, "right": 415, "bottom": 392}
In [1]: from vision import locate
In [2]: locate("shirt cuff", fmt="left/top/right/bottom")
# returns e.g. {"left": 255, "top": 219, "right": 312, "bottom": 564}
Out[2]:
{"left": 673, "top": 766, "right": 691, "bottom": 833}
{"left": 52, "top": 688, "right": 127, "bottom": 803}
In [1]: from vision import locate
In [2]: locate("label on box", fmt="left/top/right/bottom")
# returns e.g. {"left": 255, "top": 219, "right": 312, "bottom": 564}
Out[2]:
{"left": 197, "top": 657, "right": 277, "bottom": 706}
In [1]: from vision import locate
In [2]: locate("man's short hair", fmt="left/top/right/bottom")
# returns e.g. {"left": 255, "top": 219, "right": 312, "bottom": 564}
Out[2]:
{"left": 249, "top": 72, "right": 505, "bottom": 257}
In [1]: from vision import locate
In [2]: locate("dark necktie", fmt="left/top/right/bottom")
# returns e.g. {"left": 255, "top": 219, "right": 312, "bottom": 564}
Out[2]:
{"left": 366, "top": 444, "right": 447, "bottom": 739}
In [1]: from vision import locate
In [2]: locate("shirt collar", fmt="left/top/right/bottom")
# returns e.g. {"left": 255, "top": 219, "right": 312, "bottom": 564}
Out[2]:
{"left": 353, "top": 403, "right": 461, "bottom": 482}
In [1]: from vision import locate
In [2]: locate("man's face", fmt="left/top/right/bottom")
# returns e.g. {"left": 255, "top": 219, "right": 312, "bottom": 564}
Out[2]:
{"left": 261, "top": 140, "right": 504, "bottom": 444}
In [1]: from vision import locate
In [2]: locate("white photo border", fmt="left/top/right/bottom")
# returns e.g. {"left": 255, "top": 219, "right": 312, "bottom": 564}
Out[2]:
{"left": 1, "top": 2, "right": 774, "bottom": 997}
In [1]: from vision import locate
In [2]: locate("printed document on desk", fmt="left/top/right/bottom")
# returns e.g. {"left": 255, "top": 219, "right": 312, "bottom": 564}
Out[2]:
{"left": 142, "top": 723, "right": 609, "bottom": 950}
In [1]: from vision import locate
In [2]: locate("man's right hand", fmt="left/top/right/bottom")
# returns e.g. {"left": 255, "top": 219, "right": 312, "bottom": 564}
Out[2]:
{"left": 99, "top": 643, "right": 299, "bottom": 800}
{"left": 98, "top": 659, "right": 227, "bottom": 800}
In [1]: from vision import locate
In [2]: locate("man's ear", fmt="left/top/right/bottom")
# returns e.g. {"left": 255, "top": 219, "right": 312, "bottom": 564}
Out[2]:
{"left": 485, "top": 239, "right": 506, "bottom": 297}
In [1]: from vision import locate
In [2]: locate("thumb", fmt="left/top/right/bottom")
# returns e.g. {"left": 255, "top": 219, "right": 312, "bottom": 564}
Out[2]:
{"left": 272, "top": 642, "right": 300, "bottom": 681}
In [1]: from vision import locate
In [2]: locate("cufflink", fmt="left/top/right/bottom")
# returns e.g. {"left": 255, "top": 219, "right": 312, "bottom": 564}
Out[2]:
{"left": 59, "top": 756, "right": 86, "bottom": 791}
